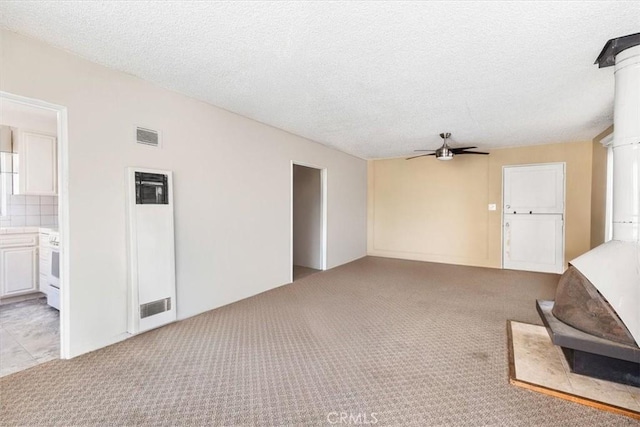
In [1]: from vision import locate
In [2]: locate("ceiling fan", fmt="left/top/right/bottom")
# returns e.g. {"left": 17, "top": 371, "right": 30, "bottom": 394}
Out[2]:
{"left": 406, "top": 133, "right": 489, "bottom": 161}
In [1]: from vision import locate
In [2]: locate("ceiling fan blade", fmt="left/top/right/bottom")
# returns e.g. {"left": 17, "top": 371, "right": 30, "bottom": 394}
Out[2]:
{"left": 406, "top": 153, "right": 436, "bottom": 160}
{"left": 413, "top": 149, "right": 437, "bottom": 152}
{"left": 449, "top": 147, "right": 478, "bottom": 154}
{"left": 457, "top": 151, "right": 489, "bottom": 155}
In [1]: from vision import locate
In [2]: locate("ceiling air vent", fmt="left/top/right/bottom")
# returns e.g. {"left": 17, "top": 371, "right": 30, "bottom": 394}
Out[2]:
{"left": 136, "top": 126, "right": 161, "bottom": 148}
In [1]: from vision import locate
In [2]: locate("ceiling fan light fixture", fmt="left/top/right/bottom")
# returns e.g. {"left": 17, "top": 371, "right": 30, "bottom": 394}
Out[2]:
{"left": 436, "top": 146, "right": 454, "bottom": 160}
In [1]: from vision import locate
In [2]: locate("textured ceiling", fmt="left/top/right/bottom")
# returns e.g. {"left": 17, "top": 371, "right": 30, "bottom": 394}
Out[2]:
{"left": 1, "top": 1, "right": 638, "bottom": 159}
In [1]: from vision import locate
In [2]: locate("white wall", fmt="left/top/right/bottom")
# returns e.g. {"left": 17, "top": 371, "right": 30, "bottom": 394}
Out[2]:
{"left": 292, "top": 165, "right": 322, "bottom": 269}
{"left": 0, "top": 30, "right": 367, "bottom": 357}
{"left": 0, "top": 98, "right": 58, "bottom": 134}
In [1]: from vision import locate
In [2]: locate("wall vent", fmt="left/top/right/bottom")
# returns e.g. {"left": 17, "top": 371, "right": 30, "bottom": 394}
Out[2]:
{"left": 140, "top": 297, "right": 171, "bottom": 318}
{"left": 136, "top": 126, "right": 160, "bottom": 147}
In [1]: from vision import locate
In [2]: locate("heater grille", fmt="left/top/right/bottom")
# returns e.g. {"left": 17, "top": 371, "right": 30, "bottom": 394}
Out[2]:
{"left": 140, "top": 297, "right": 171, "bottom": 318}
{"left": 136, "top": 127, "right": 160, "bottom": 147}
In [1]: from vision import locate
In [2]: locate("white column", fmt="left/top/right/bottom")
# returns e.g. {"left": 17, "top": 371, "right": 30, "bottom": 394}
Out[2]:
{"left": 612, "top": 44, "right": 640, "bottom": 243}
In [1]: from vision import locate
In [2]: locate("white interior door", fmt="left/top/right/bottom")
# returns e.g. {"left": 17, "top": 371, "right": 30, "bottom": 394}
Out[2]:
{"left": 503, "top": 163, "right": 565, "bottom": 273}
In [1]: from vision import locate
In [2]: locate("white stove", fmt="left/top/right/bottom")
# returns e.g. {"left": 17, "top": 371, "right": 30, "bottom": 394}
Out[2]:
{"left": 46, "top": 231, "right": 60, "bottom": 310}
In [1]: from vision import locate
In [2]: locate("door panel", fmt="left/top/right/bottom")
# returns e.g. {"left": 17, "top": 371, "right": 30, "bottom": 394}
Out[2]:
{"left": 503, "top": 214, "right": 564, "bottom": 273}
{"left": 503, "top": 164, "right": 564, "bottom": 214}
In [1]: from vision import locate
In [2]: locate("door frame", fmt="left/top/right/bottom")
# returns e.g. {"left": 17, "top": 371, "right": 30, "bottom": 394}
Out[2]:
{"left": 0, "top": 91, "right": 70, "bottom": 359}
{"left": 501, "top": 162, "right": 566, "bottom": 273}
{"left": 290, "top": 161, "right": 327, "bottom": 282}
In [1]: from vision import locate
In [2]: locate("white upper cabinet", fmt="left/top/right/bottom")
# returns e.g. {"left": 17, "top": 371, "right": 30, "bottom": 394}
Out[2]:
{"left": 15, "top": 130, "right": 57, "bottom": 195}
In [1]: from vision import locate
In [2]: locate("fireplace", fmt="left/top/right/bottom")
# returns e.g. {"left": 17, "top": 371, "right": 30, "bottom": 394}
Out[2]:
{"left": 538, "top": 33, "right": 640, "bottom": 387}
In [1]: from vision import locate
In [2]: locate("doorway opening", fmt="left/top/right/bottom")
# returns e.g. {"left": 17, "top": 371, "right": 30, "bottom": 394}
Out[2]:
{"left": 0, "top": 91, "right": 69, "bottom": 376}
{"left": 291, "top": 162, "right": 327, "bottom": 282}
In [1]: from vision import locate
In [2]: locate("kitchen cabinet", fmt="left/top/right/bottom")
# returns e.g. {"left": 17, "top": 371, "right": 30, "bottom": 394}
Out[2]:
{"left": 14, "top": 130, "right": 57, "bottom": 196}
{"left": 0, "top": 233, "right": 38, "bottom": 297}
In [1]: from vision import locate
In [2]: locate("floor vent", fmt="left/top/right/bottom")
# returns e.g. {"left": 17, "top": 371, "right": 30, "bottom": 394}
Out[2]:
{"left": 136, "top": 126, "right": 160, "bottom": 147}
{"left": 140, "top": 297, "right": 171, "bottom": 318}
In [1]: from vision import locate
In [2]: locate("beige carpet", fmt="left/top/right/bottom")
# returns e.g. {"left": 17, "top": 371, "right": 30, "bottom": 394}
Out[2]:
{"left": 1, "top": 257, "right": 637, "bottom": 426}
{"left": 293, "top": 265, "right": 321, "bottom": 281}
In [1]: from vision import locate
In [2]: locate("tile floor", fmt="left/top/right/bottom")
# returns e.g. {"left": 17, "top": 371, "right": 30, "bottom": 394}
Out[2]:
{"left": 0, "top": 296, "right": 59, "bottom": 377}
{"left": 510, "top": 321, "right": 640, "bottom": 412}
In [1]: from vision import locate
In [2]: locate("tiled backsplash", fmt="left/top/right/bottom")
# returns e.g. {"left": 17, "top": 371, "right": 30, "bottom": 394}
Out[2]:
{"left": 0, "top": 194, "right": 58, "bottom": 227}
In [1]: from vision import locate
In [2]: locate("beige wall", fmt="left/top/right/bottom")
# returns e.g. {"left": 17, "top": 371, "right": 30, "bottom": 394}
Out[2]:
{"left": 368, "top": 141, "right": 593, "bottom": 268}
{"left": 0, "top": 30, "right": 367, "bottom": 357}
{"left": 590, "top": 125, "right": 612, "bottom": 248}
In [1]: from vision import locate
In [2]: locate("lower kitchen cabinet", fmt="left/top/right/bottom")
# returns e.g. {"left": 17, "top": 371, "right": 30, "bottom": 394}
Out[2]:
{"left": 0, "top": 246, "right": 38, "bottom": 297}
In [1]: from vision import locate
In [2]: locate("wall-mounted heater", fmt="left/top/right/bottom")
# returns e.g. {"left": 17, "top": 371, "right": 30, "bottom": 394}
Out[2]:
{"left": 126, "top": 167, "right": 176, "bottom": 334}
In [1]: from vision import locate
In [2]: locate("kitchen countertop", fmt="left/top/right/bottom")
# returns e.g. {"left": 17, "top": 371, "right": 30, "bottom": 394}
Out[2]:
{"left": 0, "top": 226, "right": 58, "bottom": 235}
